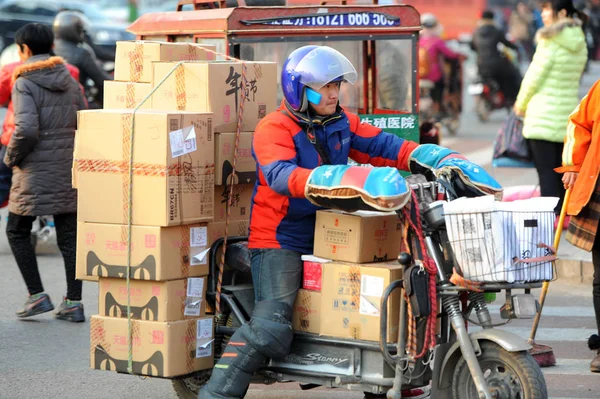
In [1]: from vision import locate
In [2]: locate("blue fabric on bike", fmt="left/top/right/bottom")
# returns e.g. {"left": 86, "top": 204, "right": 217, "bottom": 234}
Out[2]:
{"left": 305, "top": 164, "right": 411, "bottom": 212}
{"left": 435, "top": 158, "right": 503, "bottom": 199}
{"left": 408, "top": 144, "right": 459, "bottom": 179}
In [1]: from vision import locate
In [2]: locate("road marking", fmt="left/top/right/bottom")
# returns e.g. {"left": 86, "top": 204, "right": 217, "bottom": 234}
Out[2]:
{"left": 470, "top": 326, "right": 597, "bottom": 342}
{"left": 486, "top": 305, "right": 595, "bottom": 318}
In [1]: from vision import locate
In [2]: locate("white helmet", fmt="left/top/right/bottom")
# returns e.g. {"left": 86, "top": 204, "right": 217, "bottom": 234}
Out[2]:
{"left": 421, "top": 13, "right": 438, "bottom": 29}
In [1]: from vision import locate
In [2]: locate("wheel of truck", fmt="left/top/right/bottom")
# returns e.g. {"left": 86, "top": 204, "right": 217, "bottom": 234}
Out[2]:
{"left": 452, "top": 341, "right": 547, "bottom": 399}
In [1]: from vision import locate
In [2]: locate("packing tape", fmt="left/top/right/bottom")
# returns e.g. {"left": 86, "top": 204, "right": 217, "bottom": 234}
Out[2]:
{"left": 90, "top": 318, "right": 110, "bottom": 364}
{"left": 298, "top": 290, "right": 311, "bottom": 333}
{"left": 349, "top": 264, "right": 361, "bottom": 314}
{"left": 74, "top": 159, "right": 182, "bottom": 177}
{"left": 180, "top": 225, "right": 191, "bottom": 278}
{"left": 125, "top": 82, "right": 136, "bottom": 109}
{"left": 175, "top": 64, "right": 187, "bottom": 111}
{"left": 186, "top": 319, "right": 196, "bottom": 374}
{"left": 129, "top": 42, "right": 144, "bottom": 82}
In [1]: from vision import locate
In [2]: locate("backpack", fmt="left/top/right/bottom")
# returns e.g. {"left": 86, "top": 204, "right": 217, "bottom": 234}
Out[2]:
{"left": 419, "top": 45, "right": 431, "bottom": 78}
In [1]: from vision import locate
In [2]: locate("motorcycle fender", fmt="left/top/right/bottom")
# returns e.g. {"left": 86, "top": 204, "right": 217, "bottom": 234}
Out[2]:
{"left": 434, "top": 329, "right": 531, "bottom": 393}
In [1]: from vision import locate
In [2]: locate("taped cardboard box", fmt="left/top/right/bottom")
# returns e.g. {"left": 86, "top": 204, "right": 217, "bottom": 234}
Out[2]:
{"left": 313, "top": 210, "right": 403, "bottom": 264}
{"left": 151, "top": 61, "right": 277, "bottom": 132}
{"left": 319, "top": 261, "right": 403, "bottom": 342}
{"left": 214, "top": 132, "right": 256, "bottom": 186}
{"left": 98, "top": 277, "right": 207, "bottom": 321}
{"left": 292, "top": 289, "right": 322, "bottom": 334}
{"left": 74, "top": 110, "right": 214, "bottom": 226}
{"left": 103, "top": 81, "right": 152, "bottom": 109}
{"left": 90, "top": 315, "right": 214, "bottom": 378}
{"left": 114, "top": 41, "right": 216, "bottom": 83}
{"left": 207, "top": 220, "right": 250, "bottom": 246}
{"left": 214, "top": 184, "right": 253, "bottom": 223}
{"left": 76, "top": 222, "right": 211, "bottom": 281}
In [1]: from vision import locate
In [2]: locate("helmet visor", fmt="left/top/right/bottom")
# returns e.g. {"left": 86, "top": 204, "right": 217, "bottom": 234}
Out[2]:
{"left": 295, "top": 47, "right": 358, "bottom": 90}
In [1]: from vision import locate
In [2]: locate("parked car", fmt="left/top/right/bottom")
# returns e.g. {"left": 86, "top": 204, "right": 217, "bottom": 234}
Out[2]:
{"left": 0, "top": 0, "right": 134, "bottom": 53}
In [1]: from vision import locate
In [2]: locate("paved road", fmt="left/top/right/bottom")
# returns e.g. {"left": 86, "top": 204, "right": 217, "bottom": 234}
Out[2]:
{"left": 0, "top": 63, "right": 599, "bottom": 398}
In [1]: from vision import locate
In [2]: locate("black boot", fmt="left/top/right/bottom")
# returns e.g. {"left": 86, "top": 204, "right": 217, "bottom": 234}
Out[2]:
{"left": 199, "top": 301, "right": 294, "bottom": 398}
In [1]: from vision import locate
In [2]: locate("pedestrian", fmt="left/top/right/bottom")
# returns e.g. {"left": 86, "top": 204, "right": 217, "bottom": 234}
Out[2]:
{"left": 419, "top": 13, "right": 462, "bottom": 117}
{"left": 6, "top": 23, "right": 87, "bottom": 322}
{"left": 471, "top": 10, "right": 523, "bottom": 105}
{"left": 514, "top": 0, "right": 588, "bottom": 218}
{"left": 558, "top": 79, "right": 600, "bottom": 372}
{"left": 0, "top": 55, "right": 83, "bottom": 208}
{"left": 199, "top": 45, "right": 500, "bottom": 399}
{"left": 509, "top": 2, "right": 536, "bottom": 61}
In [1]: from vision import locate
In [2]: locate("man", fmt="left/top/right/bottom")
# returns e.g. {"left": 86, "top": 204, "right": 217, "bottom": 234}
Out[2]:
{"left": 7, "top": 23, "right": 87, "bottom": 322}
{"left": 472, "top": 10, "right": 523, "bottom": 104}
{"left": 52, "top": 10, "right": 112, "bottom": 108}
{"left": 200, "top": 45, "right": 500, "bottom": 399}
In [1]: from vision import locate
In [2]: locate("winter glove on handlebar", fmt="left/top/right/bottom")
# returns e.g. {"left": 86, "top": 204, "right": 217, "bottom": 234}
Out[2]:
{"left": 409, "top": 144, "right": 503, "bottom": 199}
{"left": 305, "top": 164, "right": 411, "bottom": 212}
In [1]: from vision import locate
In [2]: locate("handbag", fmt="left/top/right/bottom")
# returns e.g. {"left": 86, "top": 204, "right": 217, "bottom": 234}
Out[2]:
{"left": 492, "top": 112, "right": 534, "bottom": 168}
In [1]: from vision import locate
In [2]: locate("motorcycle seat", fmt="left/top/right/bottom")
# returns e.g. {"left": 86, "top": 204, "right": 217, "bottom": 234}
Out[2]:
{"left": 224, "top": 241, "right": 252, "bottom": 275}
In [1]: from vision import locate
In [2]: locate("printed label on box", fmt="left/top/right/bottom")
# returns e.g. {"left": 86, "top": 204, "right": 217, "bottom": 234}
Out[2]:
{"left": 187, "top": 278, "right": 205, "bottom": 297}
{"left": 190, "top": 227, "right": 207, "bottom": 248}
{"left": 197, "top": 318, "right": 213, "bottom": 339}
{"left": 360, "top": 275, "right": 385, "bottom": 297}
{"left": 192, "top": 248, "right": 210, "bottom": 266}
{"left": 169, "top": 126, "right": 197, "bottom": 158}
{"left": 360, "top": 296, "right": 380, "bottom": 316}
{"left": 184, "top": 296, "right": 203, "bottom": 317}
{"left": 196, "top": 340, "right": 213, "bottom": 358}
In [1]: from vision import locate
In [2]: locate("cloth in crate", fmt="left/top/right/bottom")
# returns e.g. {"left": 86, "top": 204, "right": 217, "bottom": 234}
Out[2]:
{"left": 305, "top": 165, "right": 411, "bottom": 212}
{"left": 408, "top": 144, "right": 503, "bottom": 200}
{"left": 443, "top": 195, "right": 557, "bottom": 282}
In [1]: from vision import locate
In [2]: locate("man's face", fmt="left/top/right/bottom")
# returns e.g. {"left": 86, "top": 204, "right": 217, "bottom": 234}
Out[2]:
{"left": 310, "top": 81, "right": 341, "bottom": 116}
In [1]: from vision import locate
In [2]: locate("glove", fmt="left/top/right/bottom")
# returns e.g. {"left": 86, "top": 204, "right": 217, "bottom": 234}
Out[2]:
{"left": 408, "top": 144, "right": 503, "bottom": 199}
{"left": 305, "top": 164, "right": 411, "bottom": 212}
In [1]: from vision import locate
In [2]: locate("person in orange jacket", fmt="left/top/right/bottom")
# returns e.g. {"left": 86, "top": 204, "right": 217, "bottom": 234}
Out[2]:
{"left": 558, "top": 79, "right": 600, "bottom": 372}
{"left": 0, "top": 54, "right": 85, "bottom": 208}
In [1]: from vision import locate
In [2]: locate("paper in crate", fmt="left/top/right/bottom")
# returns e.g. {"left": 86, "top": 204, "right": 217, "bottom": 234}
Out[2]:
{"left": 114, "top": 41, "right": 216, "bottom": 83}
{"left": 90, "top": 315, "right": 214, "bottom": 378}
{"left": 76, "top": 222, "right": 211, "bottom": 281}
{"left": 98, "top": 277, "right": 207, "bottom": 321}
{"left": 151, "top": 61, "right": 277, "bottom": 132}
{"left": 443, "top": 196, "right": 557, "bottom": 283}
{"left": 74, "top": 110, "right": 214, "bottom": 226}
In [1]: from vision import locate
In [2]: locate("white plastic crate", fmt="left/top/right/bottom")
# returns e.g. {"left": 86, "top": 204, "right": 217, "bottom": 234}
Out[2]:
{"left": 443, "top": 196, "right": 557, "bottom": 283}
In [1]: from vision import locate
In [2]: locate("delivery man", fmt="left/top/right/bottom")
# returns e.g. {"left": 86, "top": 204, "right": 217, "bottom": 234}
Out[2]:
{"left": 200, "top": 45, "right": 501, "bottom": 399}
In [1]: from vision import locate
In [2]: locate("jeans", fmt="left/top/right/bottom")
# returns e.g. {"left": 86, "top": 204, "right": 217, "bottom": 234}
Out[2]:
{"left": 6, "top": 212, "right": 81, "bottom": 301}
{"left": 528, "top": 139, "right": 565, "bottom": 215}
{"left": 250, "top": 248, "right": 303, "bottom": 307}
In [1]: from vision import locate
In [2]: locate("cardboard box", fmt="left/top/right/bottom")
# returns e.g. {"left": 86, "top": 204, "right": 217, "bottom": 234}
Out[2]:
{"left": 214, "top": 132, "right": 256, "bottom": 185}
{"left": 98, "top": 277, "right": 207, "bottom": 321}
{"left": 114, "top": 41, "right": 216, "bottom": 83}
{"left": 207, "top": 220, "right": 249, "bottom": 246}
{"left": 313, "top": 210, "right": 403, "bottom": 264}
{"left": 320, "top": 261, "right": 403, "bottom": 342}
{"left": 292, "top": 289, "right": 322, "bottom": 334}
{"left": 76, "top": 222, "right": 211, "bottom": 281}
{"left": 74, "top": 110, "right": 214, "bottom": 226}
{"left": 103, "top": 81, "right": 152, "bottom": 109}
{"left": 213, "top": 184, "right": 253, "bottom": 223}
{"left": 90, "top": 315, "right": 214, "bottom": 377}
{"left": 151, "top": 61, "right": 277, "bottom": 132}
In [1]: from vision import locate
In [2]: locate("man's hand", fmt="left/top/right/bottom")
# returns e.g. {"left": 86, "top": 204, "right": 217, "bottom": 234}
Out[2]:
{"left": 562, "top": 172, "right": 578, "bottom": 189}
{"left": 513, "top": 104, "right": 525, "bottom": 117}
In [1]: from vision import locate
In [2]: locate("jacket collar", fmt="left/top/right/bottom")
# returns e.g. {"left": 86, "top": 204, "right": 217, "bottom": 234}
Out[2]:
{"left": 536, "top": 18, "right": 581, "bottom": 40}
{"left": 280, "top": 100, "right": 344, "bottom": 127}
{"left": 12, "top": 55, "right": 65, "bottom": 83}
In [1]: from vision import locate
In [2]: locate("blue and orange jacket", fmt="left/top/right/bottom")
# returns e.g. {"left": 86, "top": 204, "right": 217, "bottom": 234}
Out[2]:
{"left": 249, "top": 102, "right": 419, "bottom": 254}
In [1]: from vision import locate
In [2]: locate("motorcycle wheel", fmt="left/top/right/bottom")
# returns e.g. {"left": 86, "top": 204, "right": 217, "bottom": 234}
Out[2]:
{"left": 475, "top": 98, "right": 491, "bottom": 123}
{"left": 172, "top": 371, "right": 211, "bottom": 399}
{"left": 452, "top": 341, "right": 547, "bottom": 399}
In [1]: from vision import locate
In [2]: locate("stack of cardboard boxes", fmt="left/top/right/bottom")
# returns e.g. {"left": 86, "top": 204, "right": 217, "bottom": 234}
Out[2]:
{"left": 293, "top": 210, "right": 405, "bottom": 342}
{"left": 73, "top": 40, "right": 277, "bottom": 377}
